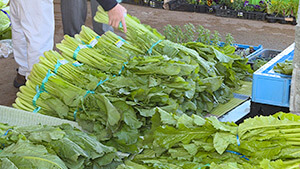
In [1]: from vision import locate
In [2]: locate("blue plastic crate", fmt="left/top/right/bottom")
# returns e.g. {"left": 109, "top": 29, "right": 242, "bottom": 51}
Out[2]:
{"left": 252, "top": 43, "right": 294, "bottom": 107}
{"left": 219, "top": 42, "right": 263, "bottom": 58}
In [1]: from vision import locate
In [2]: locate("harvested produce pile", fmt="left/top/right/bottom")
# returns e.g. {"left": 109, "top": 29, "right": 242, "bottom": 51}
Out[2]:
{"left": 118, "top": 112, "right": 300, "bottom": 169}
{"left": 0, "top": 123, "right": 118, "bottom": 168}
{"left": 273, "top": 60, "right": 293, "bottom": 75}
{"left": 2, "top": 112, "right": 300, "bottom": 168}
{"left": 13, "top": 6, "right": 252, "bottom": 153}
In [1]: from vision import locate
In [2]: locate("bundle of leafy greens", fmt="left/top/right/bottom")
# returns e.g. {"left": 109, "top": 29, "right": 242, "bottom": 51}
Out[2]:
{"left": 0, "top": 123, "right": 118, "bottom": 169}
{"left": 117, "top": 112, "right": 300, "bottom": 169}
{"left": 95, "top": 5, "right": 252, "bottom": 103}
{"left": 0, "top": 3, "right": 11, "bottom": 39}
{"left": 273, "top": 59, "right": 293, "bottom": 75}
{"left": 15, "top": 8, "right": 252, "bottom": 154}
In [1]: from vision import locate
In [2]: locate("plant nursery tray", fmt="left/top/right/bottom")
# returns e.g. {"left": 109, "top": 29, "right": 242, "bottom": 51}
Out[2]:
{"left": 252, "top": 43, "right": 294, "bottom": 107}
{"left": 219, "top": 42, "right": 263, "bottom": 59}
{"left": 266, "top": 15, "right": 297, "bottom": 25}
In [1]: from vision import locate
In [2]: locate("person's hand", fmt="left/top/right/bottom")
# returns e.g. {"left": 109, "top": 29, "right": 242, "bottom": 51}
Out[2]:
{"left": 108, "top": 4, "right": 127, "bottom": 33}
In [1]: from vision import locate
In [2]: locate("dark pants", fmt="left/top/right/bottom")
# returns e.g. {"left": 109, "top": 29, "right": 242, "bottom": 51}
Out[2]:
{"left": 61, "top": 0, "right": 113, "bottom": 36}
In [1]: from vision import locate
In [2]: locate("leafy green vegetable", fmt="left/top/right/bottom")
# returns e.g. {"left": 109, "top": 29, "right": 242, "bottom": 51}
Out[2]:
{"left": 0, "top": 123, "right": 117, "bottom": 168}
{"left": 14, "top": 6, "right": 252, "bottom": 156}
{"left": 273, "top": 60, "right": 293, "bottom": 75}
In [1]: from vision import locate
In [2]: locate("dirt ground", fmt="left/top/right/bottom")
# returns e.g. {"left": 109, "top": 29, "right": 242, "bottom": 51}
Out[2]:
{"left": 0, "top": 2, "right": 296, "bottom": 107}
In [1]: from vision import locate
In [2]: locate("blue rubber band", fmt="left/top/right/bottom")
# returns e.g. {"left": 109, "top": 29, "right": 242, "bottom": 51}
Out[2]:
{"left": 1, "top": 129, "right": 12, "bottom": 137}
{"left": 225, "top": 150, "right": 250, "bottom": 161}
{"left": 33, "top": 85, "right": 43, "bottom": 107}
{"left": 118, "top": 62, "right": 128, "bottom": 75}
{"left": 40, "top": 70, "right": 55, "bottom": 92}
{"left": 84, "top": 90, "right": 95, "bottom": 98}
{"left": 0, "top": 9, "right": 11, "bottom": 27}
{"left": 73, "top": 44, "right": 91, "bottom": 60}
{"left": 117, "top": 36, "right": 126, "bottom": 43}
{"left": 96, "top": 77, "right": 110, "bottom": 87}
{"left": 33, "top": 107, "right": 41, "bottom": 113}
{"left": 73, "top": 46, "right": 82, "bottom": 60}
{"left": 237, "top": 135, "right": 241, "bottom": 146}
{"left": 73, "top": 109, "right": 78, "bottom": 121}
{"left": 147, "top": 40, "right": 162, "bottom": 55}
{"left": 54, "top": 60, "right": 62, "bottom": 74}
{"left": 198, "top": 164, "right": 210, "bottom": 169}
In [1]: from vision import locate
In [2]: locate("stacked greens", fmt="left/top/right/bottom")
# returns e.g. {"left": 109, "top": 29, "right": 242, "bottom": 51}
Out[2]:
{"left": 14, "top": 6, "right": 253, "bottom": 153}
{"left": 273, "top": 60, "right": 293, "bottom": 75}
{"left": 0, "top": 123, "right": 118, "bottom": 169}
{"left": 117, "top": 112, "right": 300, "bottom": 169}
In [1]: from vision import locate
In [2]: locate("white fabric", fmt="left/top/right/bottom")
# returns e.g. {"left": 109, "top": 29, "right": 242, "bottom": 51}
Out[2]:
{"left": 10, "top": 0, "right": 54, "bottom": 78}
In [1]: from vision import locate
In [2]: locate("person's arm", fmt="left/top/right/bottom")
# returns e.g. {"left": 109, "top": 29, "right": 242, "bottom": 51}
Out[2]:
{"left": 96, "top": 0, "right": 127, "bottom": 33}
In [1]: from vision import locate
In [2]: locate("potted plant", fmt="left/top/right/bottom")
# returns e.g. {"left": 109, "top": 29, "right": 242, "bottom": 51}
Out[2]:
{"left": 267, "top": 0, "right": 298, "bottom": 24}
{"left": 215, "top": 0, "right": 231, "bottom": 17}
{"left": 167, "top": 0, "right": 195, "bottom": 12}
{"left": 205, "top": 0, "right": 220, "bottom": 13}
{"left": 195, "top": 0, "right": 207, "bottom": 13}
{"left": 149, "top": 0, "right": 163, "bottom": 8}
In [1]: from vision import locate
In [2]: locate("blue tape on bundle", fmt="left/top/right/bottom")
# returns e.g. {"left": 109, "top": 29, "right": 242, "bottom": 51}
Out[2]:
{"left": 118, "top": 62, "right": 128, "bottom": 75}
{"left": 40, "top": 70, "right": 55, "bottom": 92}
{"left": 0, "top": 9, "right": 11, "bottom": 27}
{"left": 226, "top": 150, "right": 250, "bottom": 161}
{"left": 148, "top": 40, "right": 162, "bottom": 55}
{"left": 73, "top": 44, "right": 91, "bottom": 60}
{"left": 96, "top": 77, "right": 110, "bottom": 87}
{"left": 84, "top": 90, "right": 95, "bottom": 98}
{"left": 32, "top": 85, "right": 43, "bottom": 107}
{"left": 33, "top": 107, "right": 41, "bottom": 113}
{"left": 54, "top": 60, "right": 62, "bottom": 74}
{"left": 117, "top": 36, "right": 126, "bottom": 43}
{"left": 198, "top": 164, "right": 210, "bottom": 169}
{"left": 73, "top": 109, "right": 78, "bottom": 121}
{"left": 1, "top": 129, "right": 12, "bottom": 137}
{"left": 237, "top": 135, "right": 241, "bottom": 146}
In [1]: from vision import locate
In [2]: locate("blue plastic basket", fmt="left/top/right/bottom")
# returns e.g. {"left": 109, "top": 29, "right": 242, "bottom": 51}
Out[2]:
{"left": 219, "top": 42, "right": 263, "bottom": 58}
{"left": 251, "top": 43, "right": 294, "bottom": 107}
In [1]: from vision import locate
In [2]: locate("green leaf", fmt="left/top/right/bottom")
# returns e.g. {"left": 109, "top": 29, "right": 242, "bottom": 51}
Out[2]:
{"left": 210, "top": 162, "right": 240, "bottom": 169}
{"left": 50, "top": 138, "right": 88, "bottom": 162}
{"left": 192, "top": 114, "right": 206, "bottom": 126}
{"left": 98, "top": 94, "right": 121, "bottom": 126}
{"left": 177, "top": 114, "right": 195, "bottom": 129}
{"left": 153, "top": 125, "right": 212, "bottom": 149}
{"left": 113, "top": 125, "right": 139, "bottom": 145}
{"left": 182, "top": 143, "right": 198, "bottom": 156}
{"left": 114, "top": 101, "right": 142, "bottom": 129}
{"left": 213, "top": 132, "right": 236, "bottom": 154}
{"left": 212, "top": 47, "right": 234, "bottom": 63}
{"left": 156, "top": 107, "right": 177, "bottom": 126}
{"left": 0, "top": 141, "right": 67, "bottom": 169}
{"left": 0, "top": 158, "right": 18, "bottom": 169}
{"left": 136, "top": 107, "right": 156, "bottom": 117}
{"left": 207, "top": 116, "right": 237, "bottom": 134}
{"left": 117, "top": 160, "right": 149, "bottom": 169}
